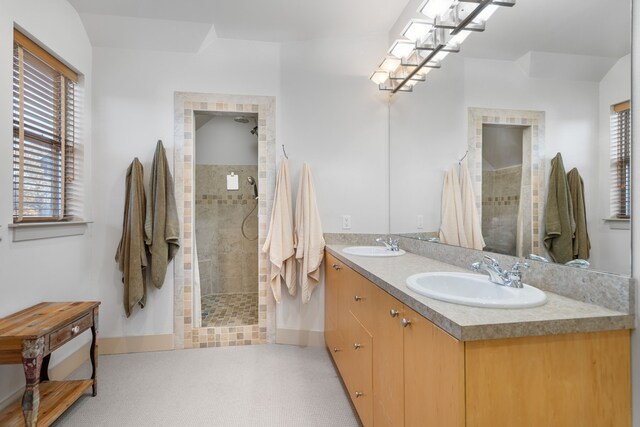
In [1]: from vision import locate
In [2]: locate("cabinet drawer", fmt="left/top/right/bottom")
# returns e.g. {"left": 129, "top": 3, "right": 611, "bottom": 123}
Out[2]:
{"left": 49, "top": 314, "right": 93, "bottom": 352}
{"left": 348, "top": 275, "right": 373, "bottom": 332}
{"left": 343, "top": 311, "right": 373, "bottom": 427}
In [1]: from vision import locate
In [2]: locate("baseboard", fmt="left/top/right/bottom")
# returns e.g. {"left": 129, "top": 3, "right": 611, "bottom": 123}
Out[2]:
{"left": 276, "top": 328, "right": 325, "bottom": 347}
{"left": 99, "top": 334, "right": 174, "bottom": 355}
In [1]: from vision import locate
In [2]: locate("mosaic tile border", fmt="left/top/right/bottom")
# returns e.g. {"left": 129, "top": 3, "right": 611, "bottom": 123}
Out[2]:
{"left": 468, "top": 108, "right": 545, "bottom": 255}
{"left": 174, "top": 92, "right": 276, "bottom": 349}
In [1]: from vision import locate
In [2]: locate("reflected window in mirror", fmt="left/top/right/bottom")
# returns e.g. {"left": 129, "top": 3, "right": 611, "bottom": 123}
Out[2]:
{"left": 610, "top": 101, "right": 631, "bottom": 219}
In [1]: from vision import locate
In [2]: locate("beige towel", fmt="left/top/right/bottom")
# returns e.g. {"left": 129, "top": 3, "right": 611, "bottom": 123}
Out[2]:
{"left": 145, "top": 141, "right": 180, "bottom": 288}
{"left": 262, "top": 159, "right": 296, "bottom": 303}
{"left": 294, "top": 163, "right": 325, "bottom": 304}
{"left": 115, "top": 158, "right": 147, "bottom": 317}
{"left": 459, "top": 161, "right": 485, "bottom": 250}
{"left": 439, "top": 166, "right": 468, "bottom": 248}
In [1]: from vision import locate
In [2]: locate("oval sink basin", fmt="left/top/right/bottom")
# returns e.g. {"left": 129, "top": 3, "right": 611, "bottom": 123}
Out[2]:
{"left": 342, "top": 246, "right": 406, "bottom": 257}
{"left": 405, "top": 272, "right": 547, "bottom": 308}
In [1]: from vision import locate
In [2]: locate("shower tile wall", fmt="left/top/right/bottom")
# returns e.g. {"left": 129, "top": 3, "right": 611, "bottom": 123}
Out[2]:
{"left": 195, "top": 165, "right": 259, "bottom": 296}
{"left": 482, "top": 165, "right": 522, "bottom": 255}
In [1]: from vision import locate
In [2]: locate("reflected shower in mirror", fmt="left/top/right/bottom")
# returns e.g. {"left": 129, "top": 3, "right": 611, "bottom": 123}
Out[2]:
{"left": 388, "top": 0, "right": 631, "bottom": 275}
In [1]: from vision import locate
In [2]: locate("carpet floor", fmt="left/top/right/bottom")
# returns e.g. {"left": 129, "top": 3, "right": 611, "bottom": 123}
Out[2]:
{"left": 53, "top": 344, "right": 359, "bottom": 427}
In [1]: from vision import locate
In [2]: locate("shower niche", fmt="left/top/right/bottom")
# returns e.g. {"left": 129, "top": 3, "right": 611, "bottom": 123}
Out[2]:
{"left": 194, "top": 112, "right": 259, "bottom": 328}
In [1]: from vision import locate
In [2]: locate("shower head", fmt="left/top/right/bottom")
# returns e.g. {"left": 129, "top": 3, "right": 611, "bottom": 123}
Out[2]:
{"left": 234, "top": 116, "right": 249, "bottom": 123}
{"left": 247, "top": 176, "right": 258, "bottom": 199}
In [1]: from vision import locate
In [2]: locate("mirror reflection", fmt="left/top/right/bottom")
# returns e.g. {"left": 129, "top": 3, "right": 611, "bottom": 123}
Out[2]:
{"left": 389, "top": 0, "right": 631, "bottom": 275}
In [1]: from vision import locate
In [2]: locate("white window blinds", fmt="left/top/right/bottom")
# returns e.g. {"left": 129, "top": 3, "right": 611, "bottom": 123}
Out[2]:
{"left": 12, "top": 30, "right": 79, "bottom": 222}
{"left": 610, "top": 100, "right": 631, "bottom": 219}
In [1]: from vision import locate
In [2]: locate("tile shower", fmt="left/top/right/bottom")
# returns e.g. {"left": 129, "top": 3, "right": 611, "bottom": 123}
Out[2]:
{"left": 195, "top": 164, "right": 259, "bottom": 327}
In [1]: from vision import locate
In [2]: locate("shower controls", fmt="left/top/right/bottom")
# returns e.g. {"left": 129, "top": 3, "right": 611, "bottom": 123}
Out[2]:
{"left": 226, "top": 172, "right": 239, "bottom": 190}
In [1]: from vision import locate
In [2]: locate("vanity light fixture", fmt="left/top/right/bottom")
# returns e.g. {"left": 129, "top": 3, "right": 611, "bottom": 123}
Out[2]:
{"left": 370, "top": 0, "right": 515, "bottom": 93}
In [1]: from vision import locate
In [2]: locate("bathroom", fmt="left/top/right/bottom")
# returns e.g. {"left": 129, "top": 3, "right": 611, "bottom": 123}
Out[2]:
{"left": 0, "top": 0, "right": 637, "bottom": 426}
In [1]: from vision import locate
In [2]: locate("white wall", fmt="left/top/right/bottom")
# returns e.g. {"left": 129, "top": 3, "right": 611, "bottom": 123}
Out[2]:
{"left": 595, "top": 55, "right": 632, "bottom": 274}
{"left": 277, "top": 34, "right": 390, "bottom": 333}
{"left": 0, "top": 0, "right": 93, "bottom": 404}
{"left": 91, "top": 40, "right": 280, "bottom": 341}
{"left": 195, "top": 115, "right": 258, "bottom": 165}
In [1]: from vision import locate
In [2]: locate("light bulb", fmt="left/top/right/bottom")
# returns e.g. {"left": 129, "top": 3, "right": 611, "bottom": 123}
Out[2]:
{"left": 389, "top": 40, "right": 416, "bottom": 59}
{"left": 402, "top": 20, "right": 433, "bottom": 43}
{"left": 419, "top": 0, "right": 454, "bottom": 20}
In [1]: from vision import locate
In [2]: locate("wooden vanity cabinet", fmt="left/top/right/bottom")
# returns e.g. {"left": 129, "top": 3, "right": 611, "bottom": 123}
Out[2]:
{"left": 324, "top": 252, "right": 631, "bottom": 427}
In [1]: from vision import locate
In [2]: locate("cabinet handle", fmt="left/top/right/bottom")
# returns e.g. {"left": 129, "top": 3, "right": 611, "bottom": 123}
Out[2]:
{"left": 355, "top": 391, "right": 363, "bottom": 398}
{"left": 401, "top": 318, "right": 412, "bottom": 328}
{"left": 333, "top": 347, "right": 340, "bottom": 353}
{"left": 389, "top": 309, "right": 399, "bottom": 318}
{"left": 71, "top": 325, "right": 80, "bottom": 334}
{"left": 332, "top": 263, "right": 342, "bottom": 270}
{"left": 353, "top": 343, "right": 361, "bottom": 350}
{"left": 353, "top": 295, "right": 362, "bottom": 302}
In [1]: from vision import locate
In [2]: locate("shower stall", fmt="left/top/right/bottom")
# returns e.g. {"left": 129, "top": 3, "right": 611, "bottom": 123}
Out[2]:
{"left": 194, "top": 112, "right": 259, "bottom": 328}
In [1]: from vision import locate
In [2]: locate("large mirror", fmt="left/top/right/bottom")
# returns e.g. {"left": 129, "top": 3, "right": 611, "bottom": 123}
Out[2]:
{"left": 389, "top": 0, "right": 632, "bottom": 275}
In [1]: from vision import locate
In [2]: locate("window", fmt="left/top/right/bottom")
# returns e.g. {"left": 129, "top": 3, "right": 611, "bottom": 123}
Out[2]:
{"left": 610, "top": 100, "right": 631, "bottom": 219}
{"left": 12, "top": 29, "right": 78, "bottom": 222}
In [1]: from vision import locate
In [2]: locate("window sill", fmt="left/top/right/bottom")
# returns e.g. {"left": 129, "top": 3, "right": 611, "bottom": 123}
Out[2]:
{"left": 8, "top": 221, "right": 92, "bottom": 242}
{"left": 603, "top": 218, "right": 630, "bottom": 230}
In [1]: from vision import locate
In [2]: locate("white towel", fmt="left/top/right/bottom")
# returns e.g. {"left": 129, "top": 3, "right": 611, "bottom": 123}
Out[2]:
{"left": 262, "top": 159, "right": 296, "bottom": 303}
{"left": 294, "top": 163, "right": 325, "bottom": 304}
{"left": 459, "top": 161, "right": 485, "bottom": 250}
{"left": 439, "top": 166, "right": 468, "bottom": 248}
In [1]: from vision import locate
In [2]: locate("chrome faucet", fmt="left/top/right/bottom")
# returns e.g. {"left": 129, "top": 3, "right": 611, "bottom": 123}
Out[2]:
{"left": 375, "top": 237, "right": 400, "bottom": 252}
{"left": 471, "top": 255, "right": 529, "bottom": 288}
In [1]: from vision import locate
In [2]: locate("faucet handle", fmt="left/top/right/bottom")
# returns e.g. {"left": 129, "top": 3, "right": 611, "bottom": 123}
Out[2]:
{"left": 510, "top": 261, "right": 529, "bottom": 272}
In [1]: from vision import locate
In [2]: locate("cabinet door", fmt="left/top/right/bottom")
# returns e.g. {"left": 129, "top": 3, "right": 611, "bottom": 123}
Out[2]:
{"left": 403, "top": 305, "right": 465, "bottom": 427}
{"left": 371, "top": 286, "right": 404, "bottom": 427}
{"left": 324, "top": 253, "right": 340, "bottom": 353}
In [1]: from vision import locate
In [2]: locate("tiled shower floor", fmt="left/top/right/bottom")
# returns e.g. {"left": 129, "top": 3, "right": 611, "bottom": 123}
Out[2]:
{"left": 201, "top": 292, "right": 259, "bottom": 327}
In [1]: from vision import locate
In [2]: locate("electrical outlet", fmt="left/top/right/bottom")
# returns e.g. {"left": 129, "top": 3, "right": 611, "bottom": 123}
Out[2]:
{"left": 342, "top": 215, "right": 352, "bottom": 230}
{"left": 417, "top": 214, "right": 424, "bottom": 229}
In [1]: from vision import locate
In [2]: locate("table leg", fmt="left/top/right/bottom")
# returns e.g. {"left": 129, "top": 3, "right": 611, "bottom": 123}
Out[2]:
{"left": 90, "top": 307, "right": 99, "bottom": 396}
{"left": 21, "top": 337, "right": 44, "bottom": 427}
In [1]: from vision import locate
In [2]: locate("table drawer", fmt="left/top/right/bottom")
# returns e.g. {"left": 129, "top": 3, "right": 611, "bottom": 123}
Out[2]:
{"left": 49, "top": 314, "right": 93, "bottom": 351}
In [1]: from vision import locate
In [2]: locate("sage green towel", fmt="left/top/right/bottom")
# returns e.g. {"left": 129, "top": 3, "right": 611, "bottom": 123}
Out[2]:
{"left": 567, "top": 168, "right": 591, "bottom": 260}
{"left": 543, "top": 153, "right": 575, "bottom": 264}
{"left": 115, "top": 158, "right": 147, "bottom": 317}
{"left": 145, "top": 141, "right": 180, "bottom": 289}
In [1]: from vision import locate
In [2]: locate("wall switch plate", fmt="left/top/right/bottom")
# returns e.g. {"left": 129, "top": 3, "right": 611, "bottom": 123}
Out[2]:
{"left": 417, "top": 214, "right": 424, "bottom": 229}
{"left": 342, "top": 215, "right": 352, "bottom": 230}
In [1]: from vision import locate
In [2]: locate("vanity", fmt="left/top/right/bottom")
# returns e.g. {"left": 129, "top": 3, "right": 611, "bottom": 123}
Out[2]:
{"left": 324, "top": 246, "right": 632, "bottom": 427}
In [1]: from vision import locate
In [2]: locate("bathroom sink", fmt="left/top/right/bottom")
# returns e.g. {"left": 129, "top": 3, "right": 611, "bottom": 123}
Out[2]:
{"left": 342, "top": 246, "right": 406, "bottom": 257}
{"left": 405, "top": 272, "right": 547, "bottom": 308}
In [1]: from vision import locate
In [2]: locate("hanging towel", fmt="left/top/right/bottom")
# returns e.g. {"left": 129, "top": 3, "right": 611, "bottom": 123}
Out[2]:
{"left": 567, "top": 168, "right": 591, "bottom": 260}
{"left": 459, "top": 160, "right": 485, "bottom": 250}
{"left": 543, "top": 153, "right": 575, "bottom": 264}
{"left": 115, "top": 158, "right": 147, "bottom": 317}
{"left": 294, "top": 163, "right": 325, "bottom": 304}
{"left": 145, "top": 141, "right": 180, "bottom": 289}
{"left": 439, "top": 166, "right": 468, "bottom": 248}
{"left": 262, "top": 159, "right": 296, "bottom": 303}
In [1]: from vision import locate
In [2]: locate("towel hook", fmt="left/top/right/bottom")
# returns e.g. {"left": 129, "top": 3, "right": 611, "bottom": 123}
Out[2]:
{"left": 458, "top": 150, "right": 469, "bottom": 165}
{"left": 282, "top": 144, "right": 289, "bottom": 159}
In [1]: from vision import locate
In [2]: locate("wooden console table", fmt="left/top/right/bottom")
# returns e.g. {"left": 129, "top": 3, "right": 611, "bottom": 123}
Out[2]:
{"left": 0, "top": 302, "right": 100, "bottom": 427}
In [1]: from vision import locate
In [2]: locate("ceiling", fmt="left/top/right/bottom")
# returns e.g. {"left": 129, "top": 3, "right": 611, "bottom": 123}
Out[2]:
{"left": 67, "top": 0, "right": 411, "bottom": 51}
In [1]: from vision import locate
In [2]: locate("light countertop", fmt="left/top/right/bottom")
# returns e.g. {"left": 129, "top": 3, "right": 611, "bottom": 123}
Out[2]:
{"left": 326, "top": 244, "right": 634, "bottom": 341}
